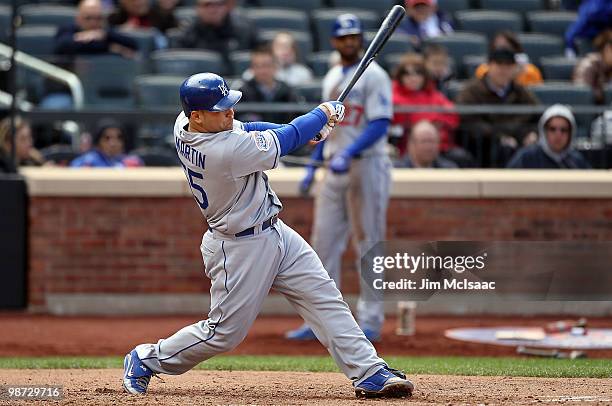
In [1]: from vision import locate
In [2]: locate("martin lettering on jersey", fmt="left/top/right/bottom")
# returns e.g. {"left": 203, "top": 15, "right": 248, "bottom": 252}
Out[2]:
{"left": 175, "top": 136, "right": 206, "bottom": 170}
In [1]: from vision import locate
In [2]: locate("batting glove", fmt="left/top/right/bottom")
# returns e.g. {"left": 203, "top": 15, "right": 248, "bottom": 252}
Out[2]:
{"left": 299, "top": 165, "right": 318, "bottom": 196}
{"left": 329, "top": 150, "right": 352, "bottom": 174}
{"left": 318, "top": 101, "right": 345, "bottom": 125}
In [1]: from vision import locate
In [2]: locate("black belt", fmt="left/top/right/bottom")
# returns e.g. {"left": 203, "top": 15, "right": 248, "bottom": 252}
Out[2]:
{"left": 234, "top": 215, "right": 278, "bottom": 238}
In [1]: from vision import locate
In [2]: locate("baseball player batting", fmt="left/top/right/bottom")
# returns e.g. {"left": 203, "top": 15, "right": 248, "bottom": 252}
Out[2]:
{"left": 122, "top": 73, "right": 414, "bottom": 399}
{"left": 286, "top": 14, "right": 393, "bottom": 342}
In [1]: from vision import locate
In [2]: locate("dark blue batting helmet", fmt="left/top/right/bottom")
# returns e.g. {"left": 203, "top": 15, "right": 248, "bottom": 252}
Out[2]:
{"left": 332, "top": 14, "right": 363, "bottom": 38}
{"left": 179, "top": 73, "right": 242, "bottom": 116}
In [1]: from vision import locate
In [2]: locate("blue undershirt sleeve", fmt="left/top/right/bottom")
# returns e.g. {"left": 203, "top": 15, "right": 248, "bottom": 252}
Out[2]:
{"left": 345, "top": 118, "right": 390, "bottom": 157}
{"left": 243, "top": 121, "right": 283, "bottom": 132}
{"left": 271, "top": 108, "right": 328, "bottom": 156}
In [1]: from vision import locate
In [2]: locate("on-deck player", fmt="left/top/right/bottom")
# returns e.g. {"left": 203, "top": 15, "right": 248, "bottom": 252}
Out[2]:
{"left": 286, "top": 14, "right": 393, "bottom": 342}
{"left": 122, "top": 73, "right": 414, "bottom": 399}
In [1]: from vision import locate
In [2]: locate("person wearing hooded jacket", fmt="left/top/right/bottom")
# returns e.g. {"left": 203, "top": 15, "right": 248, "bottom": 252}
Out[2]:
{"left": 506, "top": 104, "right": 591, "bottom": 169}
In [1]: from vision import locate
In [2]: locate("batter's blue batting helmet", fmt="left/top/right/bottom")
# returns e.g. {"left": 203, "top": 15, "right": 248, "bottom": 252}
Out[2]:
{"left": 332, "top": 14, "right": 363, "bottom": 38}
{"left": 179, "top": 73, "right": 242, "bottom": 116}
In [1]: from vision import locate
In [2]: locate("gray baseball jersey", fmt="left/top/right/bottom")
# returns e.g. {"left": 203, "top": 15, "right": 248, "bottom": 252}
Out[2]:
{"left": 311, "top": 62, "right": 393, "bottom": 333}
{"left": 134, "top": 111, "right": 387, "bottom": 386}
{"left": 321, "top": 61, "right": 392, "bottom": 159}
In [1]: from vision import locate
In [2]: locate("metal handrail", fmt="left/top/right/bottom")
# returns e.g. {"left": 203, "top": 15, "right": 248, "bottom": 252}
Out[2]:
{"left": 0, "top": 89, "right": 34, "bottom": 110}
{"left": 0, "top": 42, "right": 84, "bottom": 109}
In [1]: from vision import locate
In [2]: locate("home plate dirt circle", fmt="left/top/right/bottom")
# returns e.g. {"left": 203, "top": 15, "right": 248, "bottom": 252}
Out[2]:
{"left": 1, "top": 370, "right": 611, "bottom": 405}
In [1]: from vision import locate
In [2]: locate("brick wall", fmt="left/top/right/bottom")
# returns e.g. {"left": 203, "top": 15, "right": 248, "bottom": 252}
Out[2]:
{"left": 28, "top": 196, "right": 612, "bottom": 308}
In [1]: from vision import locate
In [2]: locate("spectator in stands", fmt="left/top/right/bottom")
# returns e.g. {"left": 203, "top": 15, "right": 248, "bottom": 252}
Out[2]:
{"left": 55, "top": 0, "right": 139, "bottom": 58}
{"left": 238, "top": 45, "right": 300, "bottom": 124}
{"left": 108, "top": 0, "right": 177, "bottom": 33}
{"left": 176, "top": 0, "right": 257, "bottom": 64}
{"left": 398, "top": 0, "right": 453, "bottom": 51}
{"left": 573, "top": 29, "right": 612, "bottom": 105}
{"left": 395, "top": 120, "right": 458, "bottom": 168}
{"left": 242, "top": 32, "right": 314, "bottom": 87}
{"left": 475, "top": 31, "right": 543, "bottom": 87}
{"left": 423, "top": 43, "right": 453, "bottom": 94}
{"left": 71, "top": 119, "right": 143, "bottom": 168}
{"left": 391, "top": 53, "right": 464, "bottom": 161}
{"left": 0, "top": 116, "right": 46, "bottom": 168}
{"left": 456, "top": 48, "right": 539, "bottom": 167}
{"left": 564, "top": 0, "right": 612, "bottom": 58}
{"left": 507, "top": 104, "right": 591, "bottom": 169}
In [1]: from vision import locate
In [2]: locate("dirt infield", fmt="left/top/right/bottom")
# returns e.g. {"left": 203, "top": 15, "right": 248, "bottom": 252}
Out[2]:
{"left": 1, "top": 369, "right": 611, "bottom": 405}
{"left": 1, "top": 313, "right": 612, "bottom": 358}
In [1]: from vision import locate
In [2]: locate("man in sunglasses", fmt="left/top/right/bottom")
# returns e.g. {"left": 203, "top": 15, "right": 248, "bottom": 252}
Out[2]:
{"left": 507, "top": 104, "right": 591, "bottom": 169}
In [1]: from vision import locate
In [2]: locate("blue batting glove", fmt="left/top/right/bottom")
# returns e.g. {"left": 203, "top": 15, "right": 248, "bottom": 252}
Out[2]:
{"left": 329, "top": 150, "right": 352, "bottom": 174}
{"left": 299, "top": 165, "right": 317, "bottom": 196}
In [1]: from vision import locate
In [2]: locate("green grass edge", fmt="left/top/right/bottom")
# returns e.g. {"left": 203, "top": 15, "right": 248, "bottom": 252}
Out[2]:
{"left": 0, "top": 356, "right": 610, "bottom": 378}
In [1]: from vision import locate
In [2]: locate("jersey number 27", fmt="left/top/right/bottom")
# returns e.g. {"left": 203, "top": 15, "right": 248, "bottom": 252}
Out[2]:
{"left": 181, "top": 162, "right": 208, "bottom": 209}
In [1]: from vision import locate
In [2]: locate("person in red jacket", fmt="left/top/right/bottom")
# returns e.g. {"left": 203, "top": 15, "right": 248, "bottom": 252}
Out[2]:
{"left": 391, "top": 53, "right": 472, "bottom": 166}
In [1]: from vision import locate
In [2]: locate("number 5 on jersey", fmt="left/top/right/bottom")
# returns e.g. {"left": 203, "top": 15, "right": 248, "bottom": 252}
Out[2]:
{"left": 180, "top": 162, "right": 208, "bottom": 209}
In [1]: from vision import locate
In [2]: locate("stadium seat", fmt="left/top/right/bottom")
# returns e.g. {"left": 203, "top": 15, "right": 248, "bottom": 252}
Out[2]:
{"left": 15, "top": 25, "right": 57, "bottom": 57}
{"left": 424, "top": 32, "right": 487, "bottom": 68}
{"left": 529, "top": 82, "right": 594, "bottom": 133}
{"left": 307, "top": 51, "right": 332, "bottom": 77}
{"left": 174, "top": 6, "right": 195, "bottom": 26}
{"left": 0, "top": 5, "right": 10, "bottom": 42}
{"left": 295, "top": 79, "right": 323, "bottom": 103}
{"left": 517, "top": 33, "right": 565, "bottom": 64}
{"left": 229, "top": 50, "right": 251, "bottom": 77}
{"left": 19, "top": 4, "right": 75, "bottom": 26}
{"left": 257, "top": 29, "right": 313, "bottom": 58}
{"left": 166, "top": 28, "right": 183, "bottom": 48}
{"left": 462, "top": 54, "right": 486, "bottom": 79}
{"left": 312, "top": 9, "right": 380, "bottom": 51}
{"left": 40, "top": 145, "right": 77, "bottom": 166}
{"left": 131, "top": 147, "right": 179, "bottom": 166}
{"left": 576, "top": 37, "right": 593, "bottom": 56}
{"left": 152, "top": 49, "right": 226, "bottom": 77}
{"left": 246, "top": 8, "right": 310, "bottom": 32}
{"left": 0, "top": 0, "right": 31, "bottom": 7}
{"left": 478, "top": 0, "right": 544, "bottom": 12}
{"left": 134, "top": 75, "right": 184, "bottom": 109}
{"left": 526, "top": 11, "right": 577, "bottom": 37}
{"left": 446, "top": 79, "right": 467, "bottom": 102}
{"left": 540, "top": 56, "right": 576, "bottom": 81}
{"left": 605, "top": 85, "right": 612, "bottom": 105}
{"left": 455, "top": 10, "right": 523, "bottom": 38}
{"left": 438, "top": 0, "right": 470, "bottom": 14}
{"left": 364, "top": 31, "right": 413, "bottom": 59}
{"left": 330, "top": 0, "right": 395, "bottom": 16}
{"left": 74, "top": 55, "right": 139, "bottom": 108}
{"left": 117, "top": 28, "right": 157, "bottom": 57}
{"left": 258, "top": 0, "right": 324, "bottom": 12}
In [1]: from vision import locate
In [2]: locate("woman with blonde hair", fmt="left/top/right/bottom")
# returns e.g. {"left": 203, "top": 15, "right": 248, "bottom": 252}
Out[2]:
{"left": 0, "top": 116, "right": 45, "bottom": 168}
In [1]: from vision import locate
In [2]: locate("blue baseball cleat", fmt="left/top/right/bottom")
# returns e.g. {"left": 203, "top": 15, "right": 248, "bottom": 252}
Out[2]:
{"left": 285, "top": 325, "right": 317, "bottom": 341}
{"left": 362, "top": 328, "right": 381, "bottom": 343}
{"left": 355, "top": 366, "right": 414, "bottom": 398}
{"left": 123, "top": 349, "right": 154, "bottom": 394}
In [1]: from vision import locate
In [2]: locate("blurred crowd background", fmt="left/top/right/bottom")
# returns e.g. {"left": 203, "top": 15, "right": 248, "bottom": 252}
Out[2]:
{"left": 0, "top": 0, "right": 611, "bottom": 170}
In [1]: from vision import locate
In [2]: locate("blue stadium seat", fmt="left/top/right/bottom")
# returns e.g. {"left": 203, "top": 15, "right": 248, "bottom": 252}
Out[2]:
{"left": 0, "top": 5, "right": 10, "bottom": 42}
{"left": 605, "top": 85, "right": 612, "bottom": 105}
{"left": 446, "top": 80, "right": 467, "bottom": 102}
{"left": 540, "top": 56, "right": 576, "bottom": 81}
{"left": 229, "top": 50, "right": 251, "bottom": 77}
{"left": 246, "top": 8, "right": 310, "bottom": 32}
{"left": 462, "top": 54, "right": 486, "bottom": 79}
{"left": 134, "top": 75, "right": 184, "bottom": 109}
{"left": 517, "top": 33, "right": 565, "bottom": 64}
{"left": 364, "top": 31, "right": 414, "bottom": 59}
{"left": 529, "top": 82, "right": 594, "bottom": 133}
{"left": 307, "top": 51, "right": 332, "bottom": 77}
{"left": 257, "top": 29, "right": 313, "bottom": 58}
{"left": 74, "top": 55, "right": 139, "bottom": 108}
{"left": 19, "top": 4, "right": 75, "bottom": 26}
{"left": 383, "top": 52, "right": 405, "bottom": 73}
{"left": 455, "top": 10, "right": 522, "bottom": 38}
{"left": 478, "top": 0, "right": 545, "bottom": 12}
{"left": 174, "top": 6, "right": 195, "bottom": 26}
{"left": 330, "top": 0, "right": 395, "bottom": 17}
{"left": 526, "top": 11, "right": 577, "bottom": 37}
{"left": 152, "top": 49, "right": 227, "bottom": 77}
{"left": 117, "top": 28, "right": 157, "bottom": 57}
{"left": 166, "top": 28, "right": 183, "bottom": 48}
{"left": 312, "top": 8, "right": 380, "bottom": 51}
{"left": 295, "top": 79, "right": 323, "bottom": 103}
{"left": 258, "top": 0, "right": 324, "bottom": 12}
{"left": 15, "top": 25, "right": 57, "bottom": 57}
{"left": 438, "top": 0, "right": 470, "bottom": 14}
{"left": 424, "top": 32, "right": 487, "bottom": 68}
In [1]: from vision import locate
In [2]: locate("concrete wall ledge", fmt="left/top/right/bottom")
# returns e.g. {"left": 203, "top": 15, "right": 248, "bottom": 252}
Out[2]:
{"left": 21, "top": 168, "right": 612, "bottom": 199}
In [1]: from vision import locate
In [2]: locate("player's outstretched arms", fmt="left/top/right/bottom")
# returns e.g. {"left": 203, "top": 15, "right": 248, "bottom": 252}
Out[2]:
{"left": 272, "top": 102, "right": 344, "bottom": 157}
